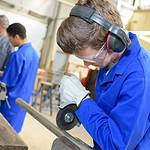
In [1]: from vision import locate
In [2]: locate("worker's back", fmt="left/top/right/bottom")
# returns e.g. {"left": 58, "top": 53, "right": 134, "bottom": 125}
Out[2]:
{"left": 9, "top": 43, "right": 39, "bottom": 101}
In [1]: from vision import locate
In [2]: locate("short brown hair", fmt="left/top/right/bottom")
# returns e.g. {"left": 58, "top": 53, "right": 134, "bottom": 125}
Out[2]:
{"left": 57, "top": 0, "right": 123, "bottom": 54}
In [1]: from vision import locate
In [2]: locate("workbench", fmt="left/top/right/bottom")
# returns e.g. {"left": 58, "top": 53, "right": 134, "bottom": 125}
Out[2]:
{"left": 0, "top": 114, "right": 28, "bottom": 150}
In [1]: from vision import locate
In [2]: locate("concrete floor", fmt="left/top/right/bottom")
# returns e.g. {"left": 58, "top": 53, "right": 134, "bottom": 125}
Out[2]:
{"left": 19, "top": 110, "right": 93, "bottom": 150}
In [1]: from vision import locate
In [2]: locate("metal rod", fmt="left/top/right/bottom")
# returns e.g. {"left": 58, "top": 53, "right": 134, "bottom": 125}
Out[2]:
{"left": 16, "top": 98, "right": 92, "bottom": 150}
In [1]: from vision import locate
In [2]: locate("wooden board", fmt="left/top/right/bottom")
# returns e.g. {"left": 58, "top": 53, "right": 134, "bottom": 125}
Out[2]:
{"left": 0, "top": 114, "right": 28, "bottom": 150}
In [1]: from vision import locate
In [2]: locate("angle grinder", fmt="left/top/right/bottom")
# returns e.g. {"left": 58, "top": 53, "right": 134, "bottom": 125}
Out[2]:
{"left": 56, "top": 102, "right": 80, "bottom": 130}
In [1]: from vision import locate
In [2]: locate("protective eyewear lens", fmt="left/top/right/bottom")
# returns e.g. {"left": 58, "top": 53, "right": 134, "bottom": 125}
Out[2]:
{"left": 76, "top": 43, "right": 106, "bottom": 63}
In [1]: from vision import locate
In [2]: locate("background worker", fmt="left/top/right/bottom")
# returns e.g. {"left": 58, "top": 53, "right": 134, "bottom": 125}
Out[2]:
{"left": 0, "top": 23, "right": 39, "bottom": 133}
{"left": 57, "top": 0, "right": 150, "bottom": 149}
{"left": 0, "top": 15, "right": 14, "bottom": 71}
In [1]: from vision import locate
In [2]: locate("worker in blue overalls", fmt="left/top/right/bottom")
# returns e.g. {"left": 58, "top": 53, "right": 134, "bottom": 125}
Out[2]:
{"left": 0, "top": 23, "right": 39, "bottom": 133}
{"left": 57, "top": 0, "right": 150, "bottom": 149}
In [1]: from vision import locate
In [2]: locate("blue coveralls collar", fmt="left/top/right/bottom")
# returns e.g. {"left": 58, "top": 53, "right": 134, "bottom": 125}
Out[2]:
{"left": 99, "top": 32, "right": 141, "bottom": 85}
{"left": 18, "top": 42, "right": 32, "bottom": 49}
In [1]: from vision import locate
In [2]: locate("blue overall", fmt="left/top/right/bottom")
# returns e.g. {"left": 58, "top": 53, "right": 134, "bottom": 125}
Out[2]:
{"left": 0, "top": 43, "right": 39, "bottom": 133}
{"left": 76, "top": 33, "right": 150, "bottom": 150}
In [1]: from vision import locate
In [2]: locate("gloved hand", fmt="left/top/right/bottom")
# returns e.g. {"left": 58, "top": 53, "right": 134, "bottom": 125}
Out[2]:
{"left": 59, "top": 74, "right": 90, "bottom": 107}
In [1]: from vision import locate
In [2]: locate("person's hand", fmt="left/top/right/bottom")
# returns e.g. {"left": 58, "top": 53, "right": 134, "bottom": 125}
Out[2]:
{"left": 0, "top": 82, "right": 7, "bottom": 100}
{"left": 59, "top": 74, "right": 90, "bottom": 107}
{"left": 0, "top": 71, "right": 3, "bottom": 76}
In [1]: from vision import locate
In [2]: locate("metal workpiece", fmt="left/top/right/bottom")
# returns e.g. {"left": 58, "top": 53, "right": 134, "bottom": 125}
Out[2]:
{"left": 16, "top": 98, "right": 92, "bottom": 150}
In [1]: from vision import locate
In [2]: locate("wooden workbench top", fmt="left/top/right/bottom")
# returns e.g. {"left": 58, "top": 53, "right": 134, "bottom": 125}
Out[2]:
{"left": 0, "top": 114, "right": 28, "bottom": 150}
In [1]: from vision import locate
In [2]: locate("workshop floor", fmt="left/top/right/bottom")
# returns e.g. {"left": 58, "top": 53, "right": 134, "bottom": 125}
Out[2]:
{"left": 19, "top": 109, "right": 93, "bottom": 150}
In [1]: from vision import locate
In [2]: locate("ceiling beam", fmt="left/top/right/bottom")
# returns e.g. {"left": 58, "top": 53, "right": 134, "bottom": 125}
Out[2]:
{"left": 0, "top": 0, "right": 51, "bottom": 24}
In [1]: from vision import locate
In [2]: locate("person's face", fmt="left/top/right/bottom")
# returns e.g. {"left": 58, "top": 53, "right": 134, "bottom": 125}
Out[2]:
{"left": 8, "top": 34, "right": 19, "bottom": 47}
{"left": 0, "top": 26, "right": 6, "bottom": 36}
{"left": 75, "top": 44, "right": 121, "bottom": 68}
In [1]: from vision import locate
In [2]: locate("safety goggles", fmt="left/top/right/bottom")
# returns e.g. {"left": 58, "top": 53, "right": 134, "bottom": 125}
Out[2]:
{"left": 76, "top": 43, "right": 106, "bottom": 63}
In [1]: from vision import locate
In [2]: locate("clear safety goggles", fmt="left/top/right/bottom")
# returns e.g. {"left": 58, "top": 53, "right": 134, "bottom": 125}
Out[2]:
{"left": 76, "top": 43, "right": 106, "bottom": 63}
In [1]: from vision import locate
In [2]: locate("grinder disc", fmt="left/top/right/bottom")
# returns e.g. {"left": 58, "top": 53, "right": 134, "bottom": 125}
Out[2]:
{"left": 56, "top": 104, "right": 79, "bottom": 130}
